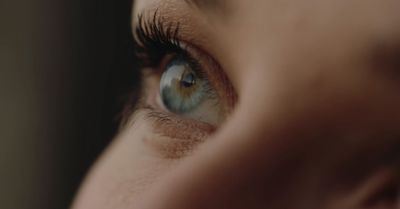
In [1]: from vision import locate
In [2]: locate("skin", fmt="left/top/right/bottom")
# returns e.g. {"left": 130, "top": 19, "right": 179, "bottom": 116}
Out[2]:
{"left": 72, "top": 0, "right": 400, "bottom": 208}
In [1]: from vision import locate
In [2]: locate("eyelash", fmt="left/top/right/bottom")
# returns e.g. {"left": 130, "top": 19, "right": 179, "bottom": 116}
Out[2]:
{"left": 133, "top": 11, "right": 210, "bottom": 80}
{"left": 134, "top": 12, "right": 184, "bottom": 68}
{"left": 133, "top": 11, "right": 221, "bottom": 102}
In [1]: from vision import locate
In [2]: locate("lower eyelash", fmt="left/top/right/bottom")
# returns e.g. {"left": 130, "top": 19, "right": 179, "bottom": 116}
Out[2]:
{"left": 139, "top": 105, "right": 216, "bottom": 158}
{"left": 142, "top": 105, "right": 216, "bottom": 139}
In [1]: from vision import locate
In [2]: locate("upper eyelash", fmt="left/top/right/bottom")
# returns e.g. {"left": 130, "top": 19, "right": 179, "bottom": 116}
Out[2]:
{"left": 133, "top": 12, "right": 210, "bottom": 82}
{"left": 134, "top": 11, "right": 185, "bottom": 67}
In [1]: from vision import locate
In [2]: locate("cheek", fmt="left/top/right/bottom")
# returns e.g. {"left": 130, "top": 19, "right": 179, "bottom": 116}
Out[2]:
{"left": 72, "top": 119, "right": 176, "bottom": 209}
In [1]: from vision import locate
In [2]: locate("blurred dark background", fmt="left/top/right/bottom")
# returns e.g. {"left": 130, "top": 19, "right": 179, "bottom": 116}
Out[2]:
{"left": 0, "top": 0, "right": 137, "bottom": 208}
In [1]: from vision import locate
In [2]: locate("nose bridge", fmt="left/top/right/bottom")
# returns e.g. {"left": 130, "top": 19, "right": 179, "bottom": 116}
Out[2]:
{"left": 214, "top": 1, "right": 282, "bottom": 91}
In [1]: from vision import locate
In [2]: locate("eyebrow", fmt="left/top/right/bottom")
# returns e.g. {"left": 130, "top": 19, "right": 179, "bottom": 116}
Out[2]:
{"left": 185, "top": 0, "right": 228, "bottom": 16}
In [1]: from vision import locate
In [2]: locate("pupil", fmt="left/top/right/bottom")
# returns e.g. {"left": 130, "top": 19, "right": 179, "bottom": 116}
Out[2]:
{"left": 181, "top": 72, "right": 196, "bottom": 88}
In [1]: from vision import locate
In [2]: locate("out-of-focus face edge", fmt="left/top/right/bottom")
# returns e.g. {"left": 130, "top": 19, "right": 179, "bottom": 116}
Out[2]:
{"left": 72, "top": 0, "right": 400, "bottom": 208}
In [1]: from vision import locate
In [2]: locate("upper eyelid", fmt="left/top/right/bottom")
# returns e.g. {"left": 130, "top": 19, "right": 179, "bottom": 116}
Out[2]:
{"left": 133, "top": 9, "right": 209, "bottom": 57}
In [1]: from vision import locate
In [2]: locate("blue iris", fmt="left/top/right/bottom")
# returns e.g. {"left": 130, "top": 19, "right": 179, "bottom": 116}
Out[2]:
{"left": 160, "top": 57, "right": 207, "bottom": 114}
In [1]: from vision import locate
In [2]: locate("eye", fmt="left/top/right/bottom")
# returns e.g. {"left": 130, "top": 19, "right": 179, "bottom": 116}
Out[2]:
{"left": 159, "top": 54, "right": 223, "bottom": 125}
{"left": 131, "top": 12, "right": 236, "bottom": 132}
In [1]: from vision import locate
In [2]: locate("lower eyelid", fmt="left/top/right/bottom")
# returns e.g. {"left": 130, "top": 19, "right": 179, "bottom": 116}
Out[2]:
{"left": 139, "top": 107, "right": 216, "bottom": 158}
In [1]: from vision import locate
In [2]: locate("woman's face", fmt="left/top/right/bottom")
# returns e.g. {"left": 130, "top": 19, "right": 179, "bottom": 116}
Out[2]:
{"left": 73, "top": 0, "right": 400, "bottom": 208}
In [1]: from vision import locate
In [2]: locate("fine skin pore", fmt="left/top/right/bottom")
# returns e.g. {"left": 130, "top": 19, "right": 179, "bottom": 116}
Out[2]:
{"left": 72, "top": 0, "right": 400, "bottom": 209}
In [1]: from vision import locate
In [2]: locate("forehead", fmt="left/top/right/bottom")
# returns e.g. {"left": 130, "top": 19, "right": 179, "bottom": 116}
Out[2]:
{"left": 133, "top": 0, "right": 159, "bottom": 15}
{"left": 134, "top": 0, "right": 226, "bottom": 9}
{"left": 133, "top": 0, "right": 233, "bottom": 18}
